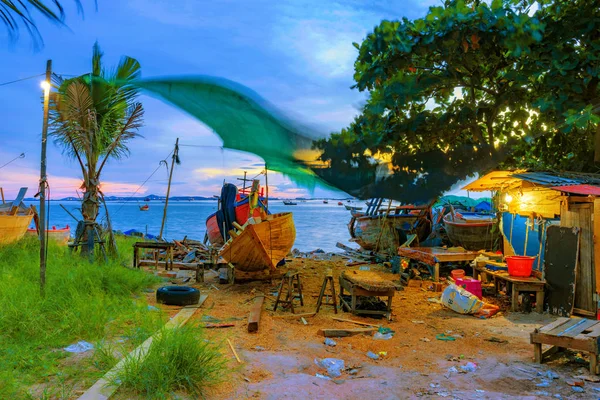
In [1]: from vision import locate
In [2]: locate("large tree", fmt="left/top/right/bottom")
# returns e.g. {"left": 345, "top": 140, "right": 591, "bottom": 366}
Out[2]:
{"left": 49, "top": 42, "right": 143, "bottom": 253}
{"left": 314, "top": 0, "right": 545, "bottom": 202}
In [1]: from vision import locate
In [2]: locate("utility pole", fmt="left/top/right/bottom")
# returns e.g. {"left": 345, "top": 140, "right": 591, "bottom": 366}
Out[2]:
{"left": 39, "top": 60, "right": 52, "bottom": 296}
{"left": 159, "top": 138, "right": 179, "bottom": 240}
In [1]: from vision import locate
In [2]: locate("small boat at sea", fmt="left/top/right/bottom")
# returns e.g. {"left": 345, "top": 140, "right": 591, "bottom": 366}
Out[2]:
{"left": 323, "top": 200, "right": 328, "bottom": 204}
{"left": 0, "top": 187, "right": 35, "bottom": 245}
{"left": 139, "top": 204, "right": 149, "bottom": 211}
{"left": 348, "top": 199, "right": 434, "bottom": 253}
{"left": 443, "top": 211, "right": 498, "bottom": 251}
{"left": 27, "top": 225, "right": 70, "bottom": 244}
{"left": 338, "top": 202, "right": 343, "bottom": 206}
{"left": 283, "top": 200, "right": 297, "bottom": 206}
{"left": 345, "top": 204, "right": 363, "bottom": 211}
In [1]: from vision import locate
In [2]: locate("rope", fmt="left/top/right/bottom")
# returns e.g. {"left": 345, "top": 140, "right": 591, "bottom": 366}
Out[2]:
{"left": 0, "top": 74, "right": 45, "bottom": 87}
{"left": 0, "top": 153, "right": 25, "bottom": 170}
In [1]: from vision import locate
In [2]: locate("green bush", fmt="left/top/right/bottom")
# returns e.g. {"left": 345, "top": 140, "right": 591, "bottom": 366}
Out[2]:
{"left": 113, "top": 324, "right": 227, "bottom": 399}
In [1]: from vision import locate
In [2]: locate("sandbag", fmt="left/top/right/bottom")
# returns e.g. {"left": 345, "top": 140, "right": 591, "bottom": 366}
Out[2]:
{"left": 441, "top": 283, "right": 484, "bottom": 314}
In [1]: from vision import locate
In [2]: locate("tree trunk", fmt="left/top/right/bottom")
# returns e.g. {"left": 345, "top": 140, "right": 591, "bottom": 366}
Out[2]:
{"left": 80, "top": 178, "right": 100, "bottom": 256}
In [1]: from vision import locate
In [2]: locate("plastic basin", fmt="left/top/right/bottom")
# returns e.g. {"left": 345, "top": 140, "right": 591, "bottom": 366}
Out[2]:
{"left": 451, "top": 269, "right": 465, "bottom": 281}
{"left": 506, "top": 256, "right": 536, "bottom": 277}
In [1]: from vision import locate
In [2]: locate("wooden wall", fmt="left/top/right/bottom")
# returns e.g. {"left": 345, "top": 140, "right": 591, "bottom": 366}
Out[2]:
{"left": 505, "top": 188, "right": 561, "bottom": 218}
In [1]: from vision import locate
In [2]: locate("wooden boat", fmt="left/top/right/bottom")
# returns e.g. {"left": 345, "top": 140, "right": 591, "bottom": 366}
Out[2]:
{"left": 323, "top": 200, "right": 328, "bottom": 204}
{"left": 348, "top": 201, "right": 433, "bottom": 253}
{"left": 139, "top": 204, "right": 149, "bottom": 211}
{"left": 219, "top": 212, "right": 296, "bottom": 272}
{"left": 27, "top": 225, "right": 70, "bottom": 244}
{"left": 345, "top": 204, "right": 363, "bottom": 211}
{"left": 0, "top": 187, "right": 35, "bottom": 245}
{"left": 443, "top": 212, "right": 498, "bottom": 251}
{"left": 283, "top": 200, "right": 297, "bottom": 205}
{"left": 338, "top": 202, "right": 343, "bottom": 206}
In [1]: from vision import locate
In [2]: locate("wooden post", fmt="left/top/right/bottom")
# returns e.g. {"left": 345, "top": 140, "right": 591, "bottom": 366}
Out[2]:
{"left": 39, "top": 59, "right": 52, "bottom": 296}
{"left": 248, "top": 295, "right": 264, "bottom": 333}
{"left": 0, "top": 187, "right": 4, "bottom": 203}
{"left": 159, "top": 138, "right": 179, "bottom": 240}
{"left": 265, "top": 163, "right": 269, "bottom": 211}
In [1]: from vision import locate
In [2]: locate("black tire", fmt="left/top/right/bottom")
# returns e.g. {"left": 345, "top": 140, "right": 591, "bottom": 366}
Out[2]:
{"left": 156, "top": 286, "right": 200, "bottom": 306}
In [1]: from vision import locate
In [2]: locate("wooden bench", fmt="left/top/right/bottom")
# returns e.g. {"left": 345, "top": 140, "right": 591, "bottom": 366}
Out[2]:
{"left": 531, "top": 317, "right": 600, "bottom": 375}
{"left": 398, "top": 246, "right": 479, "bottom": 282}
{"left": 473, "top": 264, "right": 545, "bottom": 312}
{"left": 133, "top": 241, "right": 174, "bottom": 271}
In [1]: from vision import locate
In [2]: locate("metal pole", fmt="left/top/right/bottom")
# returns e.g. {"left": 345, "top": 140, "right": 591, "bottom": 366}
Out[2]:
{"left": 39, "top": 59, "right": 52, "bottom": 296}
{"left": 159, "top": 138, "right": 179, "bottom": 240}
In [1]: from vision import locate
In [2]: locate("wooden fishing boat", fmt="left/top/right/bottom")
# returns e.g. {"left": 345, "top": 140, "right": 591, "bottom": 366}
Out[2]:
{"left": 338, "top": 202, "right": 343, "bottom": 206}
{"left": 345, "top": 204, "right": 363, "bottom": 211}
{"left": 219, "top": 212, "right": 296, "bottom": 272}
{"left": 139, "top": 204, "right": 149, "bottom": 211}
{"left": 27, "top": 225, "right": 70, "bottom": 244}
{"left": 0, "top": 187, "right": 35, "bottom": 245}
{"left": 283, "top": 200, "right": 297, "bottom": 205}
{"left": 323, "top": 200, "right": 328, "bottom": 204}
{"left": 443, "top": 212, "right": 497, "bottom": 251}
{"left": 348, "top": 201, "right": 433, "bottom": 253}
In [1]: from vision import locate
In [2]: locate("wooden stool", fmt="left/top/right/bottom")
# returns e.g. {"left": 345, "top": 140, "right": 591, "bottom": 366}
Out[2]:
{"left": 273, "top": 271, "right": 304, "bottom": 313}
{"left": 315, "top": 269, "right": 337, "bottom": 314}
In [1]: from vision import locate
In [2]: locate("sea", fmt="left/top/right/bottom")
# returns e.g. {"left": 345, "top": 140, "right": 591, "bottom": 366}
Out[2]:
{"left": 23, "top": 199, "right": 356, "bottom": 253}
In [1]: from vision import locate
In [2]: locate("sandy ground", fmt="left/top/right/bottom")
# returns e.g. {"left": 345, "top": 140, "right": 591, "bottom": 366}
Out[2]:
{"left": 147, "top": 256, "right": 600, "bottom": 400}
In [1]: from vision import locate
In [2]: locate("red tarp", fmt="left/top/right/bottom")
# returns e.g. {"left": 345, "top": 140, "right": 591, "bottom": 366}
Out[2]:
{"left": 551, "top": 184, "right": 600, "bottom": 196}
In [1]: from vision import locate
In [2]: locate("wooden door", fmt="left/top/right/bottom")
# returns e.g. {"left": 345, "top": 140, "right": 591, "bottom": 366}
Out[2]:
{"left": 561, "top": 202, "right": 595, "bottom": 315}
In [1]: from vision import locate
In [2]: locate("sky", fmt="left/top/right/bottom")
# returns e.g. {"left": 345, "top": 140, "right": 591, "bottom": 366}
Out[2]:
{"left": 0, "top": 0, "right": 485, "bottom": 200}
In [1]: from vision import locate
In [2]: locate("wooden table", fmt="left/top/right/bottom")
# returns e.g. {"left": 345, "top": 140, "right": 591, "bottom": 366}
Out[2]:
{"left": 531, "top": 317, "right": 600, "bottom": 375}
{"left": 338, "top": 276, "right": 394, "bottom": 321}
{"left": 133, "top": 241, "right": 174, "bottom": 270}
{"left": 473, "top": 264, "right": 545, "bottom": 312}
{"left": 397, "top": 246, "right": 479, "bottom": 282}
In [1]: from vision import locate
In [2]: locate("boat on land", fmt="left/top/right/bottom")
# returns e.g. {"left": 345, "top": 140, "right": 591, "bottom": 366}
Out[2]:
{"left": 283, "top": 200, "right": 297, "bottom": 206}
{"left": 348, "top": 199, "right": 434, "bottom": 253}
{"left": 345, "top": 204, "right": 363, "bottom": 211}
{"left": 0, "top": 187, "right": 36, "bottom": 245}
{"left": 27, "top": 225, "right": 70, "bottom": 244}
{"left": 205, "top": 178, "right": 295, "bottom": 273}
{"left": 139, "top": 204, "right": 149, "bottom": 211}
{"left": 443, "top": 211, "right": 498, "bottom": 251}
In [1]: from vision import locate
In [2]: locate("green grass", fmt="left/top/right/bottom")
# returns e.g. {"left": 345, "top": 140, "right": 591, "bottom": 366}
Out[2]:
{"left": 112, "top": 323, "right": 227, "bottom": 399}
{"left": 0, "top": 236, "right": 165, "bottom": 398}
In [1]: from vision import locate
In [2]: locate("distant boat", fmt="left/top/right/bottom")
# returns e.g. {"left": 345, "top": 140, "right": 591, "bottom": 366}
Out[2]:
{"left": 139, "top": 204, "right": 149, "bottom": 211}
{"left": 345, "top": 204, "right": 363, "bottom": 211}
{"left": 338, "top": 202, "right": 343, "bottom": 206}
{"left": 27, "top": 225, "right": 70, "bottom": 244}
{"left": 0, "top": 187, "right": 35, "bottom": 245}
{"left": 323, "top": 200, "right": 328, "bottom": 204}
{"left": 283, "top": 200, "right": 297, "bottom": 206}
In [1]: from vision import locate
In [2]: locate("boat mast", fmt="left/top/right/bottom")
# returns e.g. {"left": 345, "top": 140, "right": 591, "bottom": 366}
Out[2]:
{"left": 159, "top": 137, "right": 179, "bottom": 240}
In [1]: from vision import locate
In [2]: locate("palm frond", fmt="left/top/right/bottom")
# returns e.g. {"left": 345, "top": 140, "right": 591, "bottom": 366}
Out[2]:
{"left": 92, "top": 40, "right": 103, "bottom": 77}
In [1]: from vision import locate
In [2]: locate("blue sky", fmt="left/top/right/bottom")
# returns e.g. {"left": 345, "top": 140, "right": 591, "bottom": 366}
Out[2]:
{"left": 0, "top": 0, "right": 460, "bottom": 200}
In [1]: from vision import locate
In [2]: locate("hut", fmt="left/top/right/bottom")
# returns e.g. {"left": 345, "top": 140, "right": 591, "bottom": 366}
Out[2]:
{"left": 463, "top": 171, "right": 600, "bottom": 318}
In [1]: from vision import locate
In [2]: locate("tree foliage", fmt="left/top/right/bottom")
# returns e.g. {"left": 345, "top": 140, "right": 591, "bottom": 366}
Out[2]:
{"left": 314, "top": 0, "right": 600, "bottom": 202}
{"left": 49, "top": 42, "right": 143, "bottom": 250}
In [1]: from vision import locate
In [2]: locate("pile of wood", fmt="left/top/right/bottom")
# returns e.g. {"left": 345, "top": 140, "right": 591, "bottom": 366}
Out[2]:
{"left": 335, "top": 242, "right": 386, "bottom": 265}
{"left": 172, "top": 237, "right": 214, "bottom": 263}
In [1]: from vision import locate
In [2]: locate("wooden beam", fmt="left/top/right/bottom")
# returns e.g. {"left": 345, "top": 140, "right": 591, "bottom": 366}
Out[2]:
{"left": 248, "top": 295, "right": 265, "bottom": 333}
{"left": 232, "top": 221, "right": 244, "bottom": 231}
{"left": 332, "top": 317, "right": 381, "bottom": 328}
{"left": 317, "top": 327, "right": 377, "bottom": 337}
{"left": 79, "top": 294, "right": 208, "bottom": 400}
{"left": 272, "top": 312, "right": 315, "bottom": 319}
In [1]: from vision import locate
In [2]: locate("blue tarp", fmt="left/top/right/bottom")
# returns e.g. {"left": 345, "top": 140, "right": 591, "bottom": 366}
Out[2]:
{"left": 474, "top": 201, "right": 491, "bottom": 212}
{"left": 501, "top": 212, "right": 559, "bottom": 273}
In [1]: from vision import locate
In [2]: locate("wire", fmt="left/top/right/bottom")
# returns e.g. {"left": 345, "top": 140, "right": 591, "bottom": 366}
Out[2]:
{"left": 0, "top": 153, "right": 25, "bottom": 170}
{"left": 0, "top": 73, "right": 45, "bottom": 87}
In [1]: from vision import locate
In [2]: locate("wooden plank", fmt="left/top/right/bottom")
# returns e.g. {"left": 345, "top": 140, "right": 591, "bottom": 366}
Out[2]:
{"left": 538, "top": 317, "right": 569, "bottom": 334}
{"left": 232, "top": 221, "right": 244, "bottom": 231}
{"left": 547, "top": 318, "right": 584, "bottom": 336}
{"left": 79, "top": 294, "right": 208, "bottom": 400}
{"left": 248, "top": 295, "right": 265, "bottom": 333}
{"left": 561, "top": 319, "right": 598, "bottom": 338}
{"left": 272, "top": 312, "right": 316, "bottom": 319}
{"left": 332, "top": 317, "right": 381, "bottom": 328}
{"left": 582, "top": 323, "right": 600, "bottom": 338}
{"left": 227, "top": 339, "right": 242, "bottom": 363}
{"left": 530, "top": 332, "right": 597, "bottom": 353}
{"left": 317, "top": 327, "right": 378, "bottom": 337}
{"left": 573, "top": 307, "right": 597, "bottom": 318}
{"left": 138, "top": 260, "right": 200, "bottom": 269}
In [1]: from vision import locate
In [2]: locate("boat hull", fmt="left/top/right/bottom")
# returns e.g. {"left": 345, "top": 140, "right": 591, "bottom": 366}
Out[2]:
{"left": 349, "top": 214, "right": 431, "bottom": 252}
{"left": 27, "top": 227, "right": 70, "bottom": 244}
{"left": 206, "top": 196, "right": 268, "bottom": 247}
{"left": 0, "top": 214, "right": 33, "bottom": 244}
{"left": 219, "top": 212, "right": 296, "bottom": 272}
{"left": 443, "top": 214, "right": 497, "bottom": 251}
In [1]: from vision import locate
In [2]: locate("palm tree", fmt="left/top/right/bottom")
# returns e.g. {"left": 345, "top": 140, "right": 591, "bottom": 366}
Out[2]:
{"left": 1, "top": 1, "right": 84, "bottom": 47}
{"left": 49, "top": 42, "right": 143, "bottom": 254}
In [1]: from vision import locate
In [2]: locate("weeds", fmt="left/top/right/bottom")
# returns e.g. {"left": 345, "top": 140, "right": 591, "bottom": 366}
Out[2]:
{"left": 114, "top": 323, "right": 227, "bottom": 399}
{"left": 0, "top": 236, "right": 165, "bottom": 398}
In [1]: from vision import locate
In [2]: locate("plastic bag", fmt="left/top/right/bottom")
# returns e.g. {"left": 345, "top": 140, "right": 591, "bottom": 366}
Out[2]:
{"left": 64, "top": 341, "right": 94, "bottom": 353}
{"left": 314, "top": 358, "right": 345, "bottom": 378}
{"left": 373, "top": 332, "right": 393, "bottom": 340}
{"left": 441, "top": 283, "right": 484, "bottom": 314}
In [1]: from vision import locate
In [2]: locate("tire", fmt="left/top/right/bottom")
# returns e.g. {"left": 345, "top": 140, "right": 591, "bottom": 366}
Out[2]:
{"left": 156, "top": 286, "right": 200, "bottom": 306}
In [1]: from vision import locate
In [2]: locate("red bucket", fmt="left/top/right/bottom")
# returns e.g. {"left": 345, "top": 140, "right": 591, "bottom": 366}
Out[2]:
{"left": 506, "top": 256, "right": 536, "bottom": 277}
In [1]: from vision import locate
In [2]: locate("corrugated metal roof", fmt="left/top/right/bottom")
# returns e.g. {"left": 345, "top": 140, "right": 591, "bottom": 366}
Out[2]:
{"left": 551, "top": 184, "right": 600, "bottom": 196}
{"left": 461, "top": 170, "right": 525, "bottom": 192}
{"left": 511, "top": 172, "right": 583, "bottom": 186}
